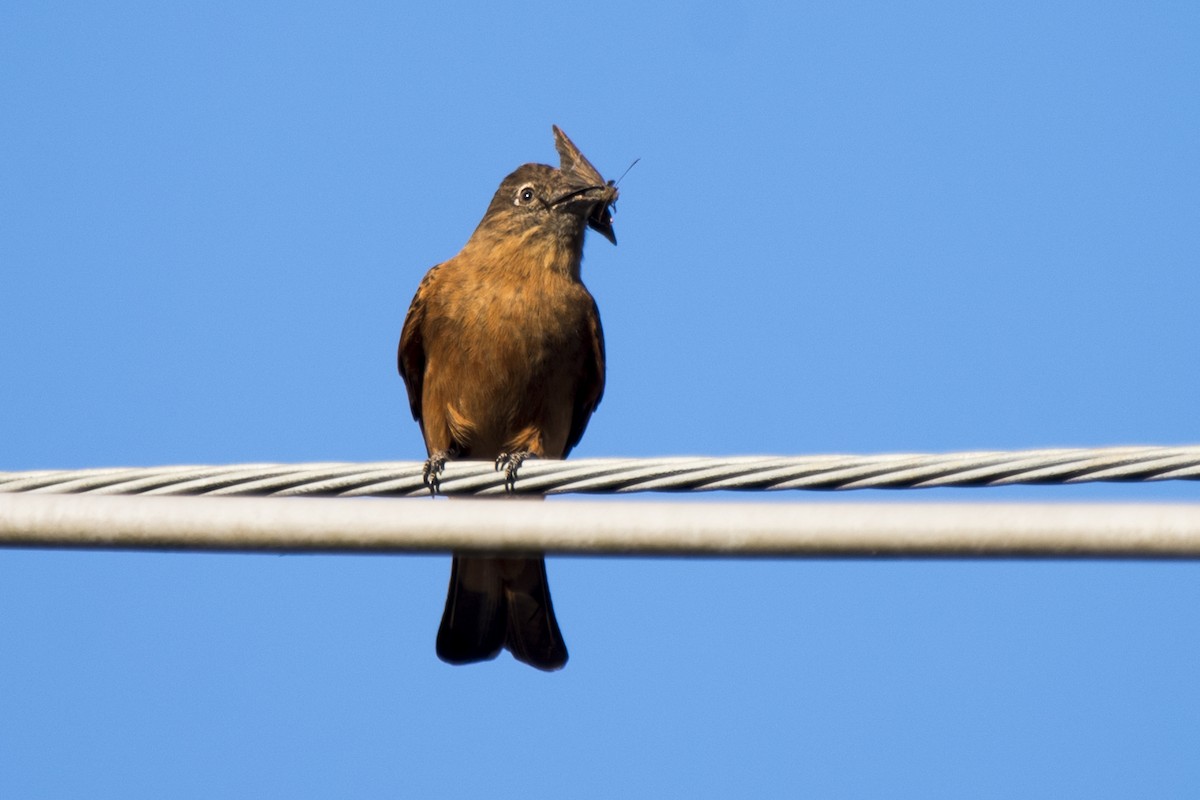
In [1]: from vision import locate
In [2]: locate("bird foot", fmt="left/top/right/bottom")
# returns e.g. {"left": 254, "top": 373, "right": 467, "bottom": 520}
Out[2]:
{"left": 422, "top": 448, "right": 457, "bottom": 495}
{"left": 495, "top": 451, "right": 536, "bottom": 492}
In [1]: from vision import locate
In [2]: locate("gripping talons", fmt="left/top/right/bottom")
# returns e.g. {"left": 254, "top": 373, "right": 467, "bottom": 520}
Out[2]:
{"left": 422, "top": 450, "right": 451, "bottom": 495}
{"left": 494, "top": 451, "right": 535, "bottom": 492}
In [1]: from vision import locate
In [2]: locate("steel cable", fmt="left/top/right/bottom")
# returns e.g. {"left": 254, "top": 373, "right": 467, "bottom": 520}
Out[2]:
{"left": 2, "top": 446, "right": 1199, "bottom": 498}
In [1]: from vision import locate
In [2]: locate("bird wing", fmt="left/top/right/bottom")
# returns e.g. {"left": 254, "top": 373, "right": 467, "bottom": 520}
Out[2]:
{"left": 563, "top": 297, "right": 606, "bottom": 458}
{"left": 397, "top": 263, "right": 442, "bottom": 424}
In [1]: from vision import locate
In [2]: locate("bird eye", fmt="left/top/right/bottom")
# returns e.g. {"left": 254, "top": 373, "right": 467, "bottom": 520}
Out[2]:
{"left": 516, "top": 185, "right": 535, "bottom": 205}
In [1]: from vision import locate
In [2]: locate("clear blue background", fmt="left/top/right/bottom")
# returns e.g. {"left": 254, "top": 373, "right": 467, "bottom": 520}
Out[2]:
{"left": 3, "top": 2, "right": 1199, "bottom": 797}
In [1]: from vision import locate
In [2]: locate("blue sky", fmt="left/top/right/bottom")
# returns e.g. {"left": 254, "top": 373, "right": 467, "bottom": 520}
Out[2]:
{"left": 2, "top": 2, "right": 1199, "bottom": 797}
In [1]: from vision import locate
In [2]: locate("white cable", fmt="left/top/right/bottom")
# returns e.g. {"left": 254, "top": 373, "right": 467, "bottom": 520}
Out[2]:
{"left": 1, "top": 493, "right": 1198, "bottom": 556}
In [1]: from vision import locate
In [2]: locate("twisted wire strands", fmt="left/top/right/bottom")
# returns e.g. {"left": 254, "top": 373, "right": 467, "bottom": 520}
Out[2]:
{"left": 2, "top": 446, "right": 1200, "bottom": 499}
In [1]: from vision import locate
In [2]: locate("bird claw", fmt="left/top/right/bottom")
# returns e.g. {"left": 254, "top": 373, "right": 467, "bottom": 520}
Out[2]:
{"left": 495, "top": 451, "right": 535, "bottom": 492}
{"left": 422, "top": 451, "right": 451, "bottom": 495}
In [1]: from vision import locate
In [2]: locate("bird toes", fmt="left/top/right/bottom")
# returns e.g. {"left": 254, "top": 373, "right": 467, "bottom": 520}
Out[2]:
{"left": 494, "top": 451, "right": 535, "bottom": 492}
{"left": 422, "top": 451, "right": 451, "bottom": 495}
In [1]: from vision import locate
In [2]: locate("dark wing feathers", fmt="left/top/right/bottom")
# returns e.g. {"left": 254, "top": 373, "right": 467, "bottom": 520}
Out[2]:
{"left": 563, "top": 298, "right": 605, "bottom": 458}
{"left": 397, "top": 264, "right": 442, "bottom": 424}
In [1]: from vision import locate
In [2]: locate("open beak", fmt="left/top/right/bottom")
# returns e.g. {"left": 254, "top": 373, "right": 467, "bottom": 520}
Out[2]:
{"left": 551, "top": 181, "right": 619, "bottom": 245}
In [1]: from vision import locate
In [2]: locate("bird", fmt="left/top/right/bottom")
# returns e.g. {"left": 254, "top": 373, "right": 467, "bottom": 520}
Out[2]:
{"left": 397, "top": 126, "right": 618, "bottom": 671}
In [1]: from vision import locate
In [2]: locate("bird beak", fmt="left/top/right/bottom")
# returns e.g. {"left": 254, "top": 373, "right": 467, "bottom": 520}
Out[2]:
{"left": 550, "top": 179, "right": 619, "bottom": 245}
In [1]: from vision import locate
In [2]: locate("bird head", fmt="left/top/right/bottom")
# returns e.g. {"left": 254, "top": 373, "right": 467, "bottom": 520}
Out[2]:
{"left": 476, "top": 126, "right": 619, "bottom": 247}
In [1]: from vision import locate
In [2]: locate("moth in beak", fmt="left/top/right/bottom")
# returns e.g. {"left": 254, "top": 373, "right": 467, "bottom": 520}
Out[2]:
{"left": 553, "top": 125, "right": 618, "bottom": 245}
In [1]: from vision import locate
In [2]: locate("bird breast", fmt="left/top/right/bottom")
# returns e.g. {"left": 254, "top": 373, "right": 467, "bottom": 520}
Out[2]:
{"left": 420, "top": 251, "right": 595, "bottom": 456}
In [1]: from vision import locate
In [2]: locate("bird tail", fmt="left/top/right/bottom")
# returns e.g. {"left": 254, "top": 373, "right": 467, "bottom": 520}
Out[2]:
{"left": 436, "top": 555, "right": 568, "bottom": 671}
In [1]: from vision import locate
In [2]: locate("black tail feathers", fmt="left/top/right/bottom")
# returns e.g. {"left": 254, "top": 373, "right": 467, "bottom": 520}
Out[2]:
{"left": 436, "top": 555, "right": 568, "bottom": 671}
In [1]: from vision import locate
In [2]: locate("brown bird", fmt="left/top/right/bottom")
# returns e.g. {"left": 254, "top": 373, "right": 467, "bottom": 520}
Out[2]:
{"left": 397, "top": 126, "right": 617, "bottom": 671}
